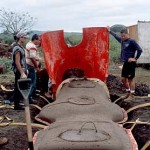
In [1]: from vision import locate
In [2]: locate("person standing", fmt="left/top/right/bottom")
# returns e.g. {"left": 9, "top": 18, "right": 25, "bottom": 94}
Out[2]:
{"left": 12, "top": 32, "right": 28, "bottom": 110}
{"left": 25, "top": 34, "right": 41, "bottom": 104}
{"left": 108, "top": 27, "right": 143, "bottom": 100}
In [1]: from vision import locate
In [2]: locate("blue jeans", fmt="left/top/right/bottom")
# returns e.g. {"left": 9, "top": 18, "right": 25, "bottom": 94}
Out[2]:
{"left": 27, "top": 66, "right": 36, "bottom": 101}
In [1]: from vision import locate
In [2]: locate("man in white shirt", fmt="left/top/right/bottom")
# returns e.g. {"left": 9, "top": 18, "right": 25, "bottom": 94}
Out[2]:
{"left": 25, "top": 34, "right": 41, "bottom": 104}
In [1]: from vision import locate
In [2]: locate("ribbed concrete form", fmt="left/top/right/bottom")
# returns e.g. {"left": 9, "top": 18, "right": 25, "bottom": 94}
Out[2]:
{"left": 34, "top": 121, "right": 134, "bottom": 150}
{"left": 36, "top": 78, "right": 125, "bottom": 124}
{"left": 34, "top": 78, "right": 137, "bottom": 150}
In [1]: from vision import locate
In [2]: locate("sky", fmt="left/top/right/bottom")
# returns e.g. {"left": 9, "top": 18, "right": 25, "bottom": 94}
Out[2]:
{"left": 0, "top": 0, "right": 150, "bottom": 32}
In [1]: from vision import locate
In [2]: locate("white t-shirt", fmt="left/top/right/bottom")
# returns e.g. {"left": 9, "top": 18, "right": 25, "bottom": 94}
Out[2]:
{"left": 25, "top": 41, "right": 40, "bottom": 67}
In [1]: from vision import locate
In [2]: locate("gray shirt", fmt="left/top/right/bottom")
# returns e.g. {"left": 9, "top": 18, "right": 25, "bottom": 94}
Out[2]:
{"left": 12, "top": 44, "right": 27, "bottom": 73}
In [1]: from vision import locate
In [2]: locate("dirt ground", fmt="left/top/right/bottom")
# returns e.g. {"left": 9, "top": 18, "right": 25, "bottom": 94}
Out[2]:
{"left": 0, "top": 64, "right": 150, "bottom": 150}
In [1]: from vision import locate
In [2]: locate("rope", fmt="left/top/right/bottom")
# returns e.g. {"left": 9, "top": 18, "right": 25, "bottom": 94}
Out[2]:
{"left": 0, "top": 84, "right": 13, "bottom": 91}
{"left": 127, "top": 103, "right": 150, "bottom": 113}
{"left": 0, "top": 122, "right": 46, "bottom": 128}
{"left": 123, "top": 121, "right": 150, "bottom": 126}
{"left": 36, "top": 94, "right": 50, "bottom": 104}
{"left": 141, "top": 140, "right": 150, "bottom": 150}
{"left": 0, "top": 114, "right": 46, "bottom": 129}
{"left": 130, "top": 118, "right": 140, "bottom": 131}
{"left": 29, "top": 104, "right": 41, "bottom": 110}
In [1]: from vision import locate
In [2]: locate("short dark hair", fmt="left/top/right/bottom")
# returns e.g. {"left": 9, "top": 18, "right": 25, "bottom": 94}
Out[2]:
{"left": 31, "top": 34, "right": 39, "bottom": 41}
{"left": 120, "top": 28, "right": 128, "bottom": 34}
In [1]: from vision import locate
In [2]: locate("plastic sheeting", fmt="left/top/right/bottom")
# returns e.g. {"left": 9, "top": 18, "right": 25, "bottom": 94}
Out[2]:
{"left": 40, "top": 27, "right": 109, "bottom": 92}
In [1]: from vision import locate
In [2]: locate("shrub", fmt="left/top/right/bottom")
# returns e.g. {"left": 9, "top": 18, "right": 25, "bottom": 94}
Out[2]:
{"left": 0, "top": 56, "right": 12, "bottom": 73}
{"left": 109, "top": 35, "right": 120, "bottom": 63}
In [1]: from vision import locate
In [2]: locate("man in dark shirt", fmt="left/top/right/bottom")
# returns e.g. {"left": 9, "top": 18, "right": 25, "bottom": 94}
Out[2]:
{"left": 108, "top": 27, "right": 143, "bottom": 101}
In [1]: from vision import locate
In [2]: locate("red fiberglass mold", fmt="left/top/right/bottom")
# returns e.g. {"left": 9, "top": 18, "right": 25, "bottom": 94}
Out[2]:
{"left": 40, "top": 27, "right": 109, "bottom": 93}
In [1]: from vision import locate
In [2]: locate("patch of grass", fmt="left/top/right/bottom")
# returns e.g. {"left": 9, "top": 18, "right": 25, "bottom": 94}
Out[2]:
{"left": 0, "top": 56, "right": 12, "bottom": 72}
{"left": 109, "top": 35, "right": 120, "bottom": 63}
{"left": 64, "top": 34, "right": 82, "bottom": 46}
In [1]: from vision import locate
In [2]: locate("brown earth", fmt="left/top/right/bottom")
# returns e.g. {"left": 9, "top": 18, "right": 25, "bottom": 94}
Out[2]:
{"left": 0, "top": 64, "right": 150, "bottom": 150}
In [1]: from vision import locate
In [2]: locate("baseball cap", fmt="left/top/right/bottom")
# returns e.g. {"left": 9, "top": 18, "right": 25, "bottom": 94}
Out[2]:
{"left": 16, "top": 32, "right": 29, "bottom": 38}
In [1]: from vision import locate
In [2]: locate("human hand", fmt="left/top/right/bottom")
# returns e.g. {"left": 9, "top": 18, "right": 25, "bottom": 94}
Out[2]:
{"left": 128, "top": 58, "right": 137, "bottom": 62}
{"left": 107, "top": 26, "right": 110, "bottom": 32}
{"left": 36, "top": 67, "right": 40, "bottom": 73}
{"left": 20, "top": 72, "right": 27, "bottom": 79}
{"left": 26, "top": 69, "right": 29, "bottom": 76}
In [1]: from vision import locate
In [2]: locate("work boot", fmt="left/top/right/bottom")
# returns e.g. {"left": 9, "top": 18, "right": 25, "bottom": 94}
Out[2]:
{"left": 124, "top": 93, "right": 135, "bottom": 101}
{"left": 0, "top": 137, "right": 8, "bottom": 146}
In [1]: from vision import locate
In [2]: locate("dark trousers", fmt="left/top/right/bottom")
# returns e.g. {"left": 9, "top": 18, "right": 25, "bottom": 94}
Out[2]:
{"left": 13, "top": 71, "right": 23, "bottom": 107}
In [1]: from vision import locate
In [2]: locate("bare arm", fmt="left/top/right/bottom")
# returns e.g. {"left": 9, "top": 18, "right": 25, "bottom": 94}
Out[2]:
{"left": 107, "top": 26, "right": 122, "bottom": 43}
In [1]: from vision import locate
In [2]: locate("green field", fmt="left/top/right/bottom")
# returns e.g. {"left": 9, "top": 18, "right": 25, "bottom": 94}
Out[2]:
{"left": 0, "top": 31, "right": 122, "bottom": 74}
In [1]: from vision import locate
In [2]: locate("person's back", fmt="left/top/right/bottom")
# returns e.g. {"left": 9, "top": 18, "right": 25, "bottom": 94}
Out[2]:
{"left": 26, "top": 40, "right": 40, "bottom": 67}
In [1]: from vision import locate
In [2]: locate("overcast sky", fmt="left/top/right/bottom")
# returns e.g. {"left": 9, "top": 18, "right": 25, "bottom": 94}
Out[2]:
{"left": 0, "top": 0, "right": 150, "bottom": 32}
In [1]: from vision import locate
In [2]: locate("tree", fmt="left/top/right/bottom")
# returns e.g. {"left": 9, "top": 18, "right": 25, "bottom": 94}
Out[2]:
{"left": 110, "top": 24, "right": 126, "bottom": 33}
{"left": 0, "top": 8, "right": 37, "bottom": 35}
